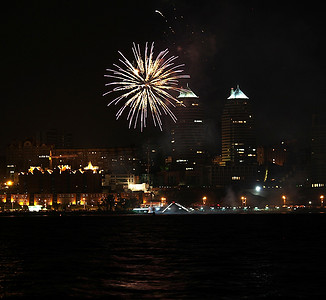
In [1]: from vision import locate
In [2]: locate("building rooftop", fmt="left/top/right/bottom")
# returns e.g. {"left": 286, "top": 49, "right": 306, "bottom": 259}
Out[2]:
{"left": 178, "top": 84, "right": 199, "bottom": 98}
{"left": 227, "top": 85, "right": 249, "bottom": 99}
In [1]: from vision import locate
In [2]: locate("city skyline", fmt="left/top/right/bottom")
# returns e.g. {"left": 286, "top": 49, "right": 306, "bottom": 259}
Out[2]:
{"left": 2, "top": 3, "right": 326, "bottom": 299}
{"left": 2, "top": 1, "right": 325, "bottom": 151}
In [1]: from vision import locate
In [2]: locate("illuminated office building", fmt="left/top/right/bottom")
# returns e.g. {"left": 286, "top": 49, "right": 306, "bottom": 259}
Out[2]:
{"left": 210, "top": 86, "right": 257, "bottom": 187}
{"left": 310, "top": 113, "right": 326, "bottom": 187}
{"left": 221, "top": 85, "right": 256, "bottom": 166}
{"left": 170, "top": 85, "right": 206, "bottom": 167}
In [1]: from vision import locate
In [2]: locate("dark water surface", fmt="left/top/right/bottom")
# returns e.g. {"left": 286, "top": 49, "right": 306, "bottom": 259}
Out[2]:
{"left": 1, "top": 213, "right": 326, "bottom": 299}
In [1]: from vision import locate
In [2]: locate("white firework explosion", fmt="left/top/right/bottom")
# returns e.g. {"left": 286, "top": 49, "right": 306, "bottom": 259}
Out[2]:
{"left": 103, "top": 42, "right": 189, "bottom": 131}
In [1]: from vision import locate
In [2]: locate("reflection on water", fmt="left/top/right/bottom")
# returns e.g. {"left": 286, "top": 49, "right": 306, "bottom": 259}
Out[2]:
{"left": 0, "top": 244, "right": 24, "bottom": 298}
{"left": 1, "top": 214, "right": 326, "bottom": 298}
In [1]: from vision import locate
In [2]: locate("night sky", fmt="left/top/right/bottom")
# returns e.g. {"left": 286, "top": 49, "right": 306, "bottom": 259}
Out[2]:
{"left": 2, "top": 1, "right": 325, "bottom": 152}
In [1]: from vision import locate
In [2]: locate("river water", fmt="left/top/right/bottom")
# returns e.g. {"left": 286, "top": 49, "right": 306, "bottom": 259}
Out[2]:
{"left": 1, "top": 213, "right": 326, "bottom": 299}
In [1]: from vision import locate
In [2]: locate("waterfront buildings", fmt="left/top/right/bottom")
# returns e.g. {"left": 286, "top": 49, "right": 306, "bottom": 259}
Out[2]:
{"left": 6, "top": 141, "right": 141, "bottom": 179}
{"left": 49, "top": 147, "right": 140, "bottom": 174}
{"left": 18, "top": 165, "right": 102, "bottom": 194}
{"left": 1, "top": 164, "right": 144, "bottom": 210}
{"left": 6, "top": 140, "right": 53, "bottom": 177}
{"left": 3, "top": 84, "right": 321, "bottom": 207}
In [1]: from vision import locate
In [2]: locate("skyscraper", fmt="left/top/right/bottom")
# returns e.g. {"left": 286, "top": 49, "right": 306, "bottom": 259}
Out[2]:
{"left": 161, "top": 85, "right": 207, "bottom": 186}
{"left": 170, "top": 85, "right": 206, "bottom": 166}
{"left": 221, "top": 86, "right": 256, "bottom": 166}
{"left": 211, "top": 86, "right": 258, "bottom": 187}
{"left": 310, "top": 113, "right": 326, "bottom": 187}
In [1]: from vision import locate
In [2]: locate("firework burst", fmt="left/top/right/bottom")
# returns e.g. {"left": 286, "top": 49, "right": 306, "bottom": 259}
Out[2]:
{"left": 103, "top": 42, "right": 189, "bottom": 131}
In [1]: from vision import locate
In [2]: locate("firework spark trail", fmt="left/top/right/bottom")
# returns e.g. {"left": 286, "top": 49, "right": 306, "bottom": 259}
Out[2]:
{"left": 155, "top": 10, "right": 166, "bottom": 19}
{"left": 103, "top": 42, "right": 189, "bottom": 131}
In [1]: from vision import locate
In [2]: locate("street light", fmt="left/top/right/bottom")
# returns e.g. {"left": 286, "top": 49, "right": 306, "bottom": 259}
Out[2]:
{"left": 241, "top": 196, "right": 247, "bottom": 207}
{"left": 161, "top": 197, "right": 166, "bottom": 206}
{"left": 202, "top": 196, "right": 207, "bottom": 206}
{"left": 320, "top": 195, "right": 324, "bottom": 207}
{"left": 282, "top": 195, "right": 286, "bottom": 207}
{"left": 6, "top": 180, "right": 13, "bottom": 187}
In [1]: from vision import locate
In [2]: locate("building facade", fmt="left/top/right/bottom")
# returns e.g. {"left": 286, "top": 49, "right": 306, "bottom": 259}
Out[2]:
{"left": 18, "top": 166, "right": 102, "bottom": 194}
{"left": 50, "top": 147, "right": 140, "bottom": 174}
{"left": 170, "top": 85, "right": 206, "bottom": 167}
{"left": 210, "top": 86, "right": 258, "bottom": 188}
{"left": 160, "top": 85, "right": 209, "bottom": 187}
{"left": 6, "top": 139, "right": 53, "bottom": 178}
{"left": 310, "top": 114, "right": 326, "bottom": 187}
{"left": 6, "top": 142, "right": 140, "bottom": 175}
{"left": 221, "top": 86, "right": 256, "bottom": 166}
{"left": 257, "top": 142, "right": 288, "bottom": 166}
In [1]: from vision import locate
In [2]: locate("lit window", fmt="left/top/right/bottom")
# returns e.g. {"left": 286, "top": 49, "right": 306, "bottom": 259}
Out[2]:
{"left": 176, "top": 159, "right": 188, "bottom": 163}
{"left": 232, "top": 120, "right": 247, "bottom": 124}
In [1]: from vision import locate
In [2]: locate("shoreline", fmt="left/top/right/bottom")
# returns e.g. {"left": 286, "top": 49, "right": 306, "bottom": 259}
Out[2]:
{"left": 1, "top": 207, "right": 326, "bottom": 217}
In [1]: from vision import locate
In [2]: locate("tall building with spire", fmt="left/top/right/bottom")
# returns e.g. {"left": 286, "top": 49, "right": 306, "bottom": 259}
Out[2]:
{"left": 170, "top": 85, "right": 206, "bottom": 166}
{"left": 210, "top": 86, "right": 258, "bottom": 188}
{"left": 221, "top": 85, "right": 256, "bottom": 166}
{"left": 310, "top": 113, "right": 326, "bottom": 187}
{"left": 161, "top": 84, "right": 208, "bottom": 186}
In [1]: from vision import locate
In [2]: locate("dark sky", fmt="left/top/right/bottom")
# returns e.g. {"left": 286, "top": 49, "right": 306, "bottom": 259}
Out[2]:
{"left": 2, "top": 0, "right": 325, "bottom": 152}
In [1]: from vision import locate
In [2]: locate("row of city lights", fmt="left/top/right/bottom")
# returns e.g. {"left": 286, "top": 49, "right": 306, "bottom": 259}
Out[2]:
{"left": 2, "top": 180, "right": 326, "bottom": 208}
{"left": 200, "top": 194, "right": 326, "bottom": 207}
